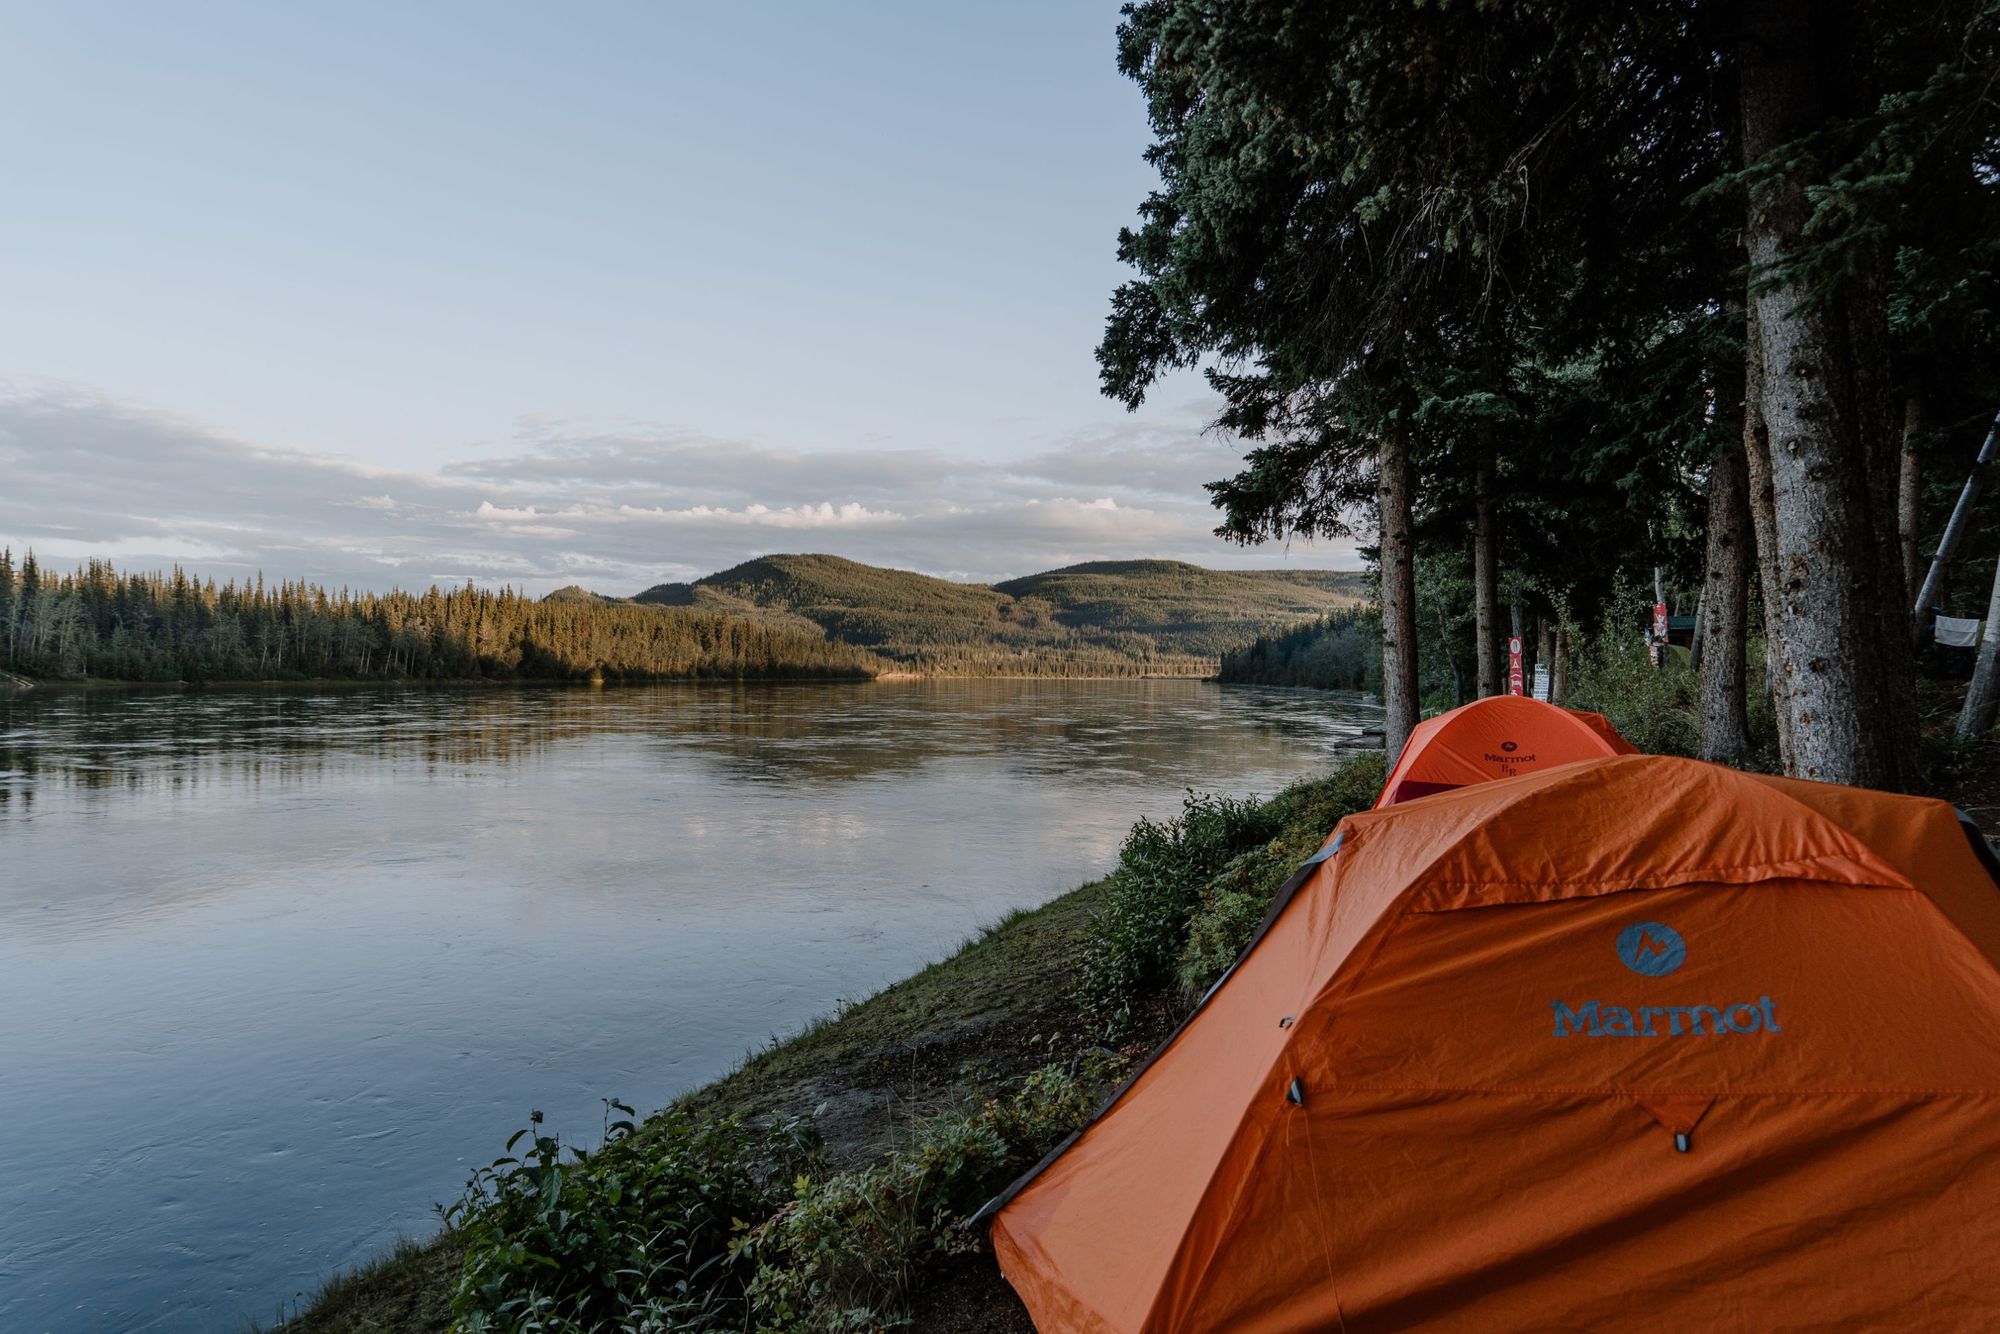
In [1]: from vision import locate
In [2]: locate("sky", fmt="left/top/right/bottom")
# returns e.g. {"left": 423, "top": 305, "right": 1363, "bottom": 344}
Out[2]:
{"left": 0, "top": 1, "right": 1358, "bottom": 593}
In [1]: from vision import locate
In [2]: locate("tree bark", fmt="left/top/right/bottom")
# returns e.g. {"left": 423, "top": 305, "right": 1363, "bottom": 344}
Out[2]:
{"left": 1378, "top": 427, "right": 1420, "bottom": 765}
{"left": 1698, "top": 440, "right": 1753, "bottom": 762}
{"left": 1957, "top": 551, "right": 2000, "bottom": 741}
{"left": 1898, "top": 395, "right": 1924, "bottom": 615}
{"left": 1741, "top": 302, "right": 1794, "bottom": 771}
{"left": 1474, "top": 459, "right": 1500, "bottom": 697}
{"left": 1741, "top": 0, "right": 1913, "bottom": 787}
{"left": 1689, "top": 590, "right": 1708, "bottom": 673}
{"left": 1550, "top": 624, "right": 1570, "bottom": 705}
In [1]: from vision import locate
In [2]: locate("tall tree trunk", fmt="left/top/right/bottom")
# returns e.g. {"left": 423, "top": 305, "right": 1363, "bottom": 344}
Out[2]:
{"left": 1439, "top": 603, "right": 1465, "bottom": 708}
{"left": 1741, "top": 0, "right": 1912, "bottom": 787}
{"left": 1853, "top": 266, "right": 1922, "bottom": 776}
{"left": 1378, "top": 427, "right": 1420, "bottom": 765}
{"left": 1474, "top": 460, "right": 1500, "bottom": 697}
{"left": 1898, "top": 395, "right": 1925, "bottom": 614}
{"left": 1698, "top": 440, "right": 1753, "bottom": 762}
{"left": 1652, "top": 566, "right": 1667, "bottom": 667}
{"left": 1742, "top": 303, "right": 1794, "bottom": 771}
{"left": 1957, "top": 550, "right": 2000, "bottom": 741}
{"left": 1550, "top": 624, "right": 1570, "bottom": 705}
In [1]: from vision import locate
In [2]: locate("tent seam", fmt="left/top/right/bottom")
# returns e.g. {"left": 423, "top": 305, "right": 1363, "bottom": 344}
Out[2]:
{"left": 1321, "top": 1084, "right": 2000, "bottom": 1096}
{"left": 1402, "top": 856, "right": 1911, "bottom": 893}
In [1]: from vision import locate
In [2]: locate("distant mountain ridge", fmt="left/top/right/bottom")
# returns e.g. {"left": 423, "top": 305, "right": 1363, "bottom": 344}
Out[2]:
{"left": 549, "top": 554, "right": 1367, "bottom": 677}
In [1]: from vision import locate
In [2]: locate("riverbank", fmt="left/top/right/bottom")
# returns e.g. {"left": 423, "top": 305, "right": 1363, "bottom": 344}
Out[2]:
{"left": 279, "top": 873, "right": 1142, "bottom": 1333}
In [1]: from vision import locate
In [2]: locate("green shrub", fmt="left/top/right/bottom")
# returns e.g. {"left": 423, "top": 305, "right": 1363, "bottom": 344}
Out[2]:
{"left": 1077, "top": 789, "right": 1291, "bottom": 1029}
{"left": 1176, "top": 753, "right": 1386, "bottom": 995}
{"left": 740, "top": 1060, "right": 1115, "bottom": 1332}
{"left": 1562, "top": 611, "right": 1702, "bottom": 758}
{"left": 445, "top": 1104, "right": 816, "bottom": 1333}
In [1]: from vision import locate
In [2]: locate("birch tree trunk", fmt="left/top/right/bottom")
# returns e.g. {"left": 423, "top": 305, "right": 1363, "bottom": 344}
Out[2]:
{"left": 1378, "top": 427, "right": 1420, "bottom": 765}
{"left": 1474, "top": 459, "right": 1500, "bottom": 698}
{"left": 1698, "top": 440, "right": 1753, "bottom": 762}
{"left": 1741, "top": 0, "right": 1912, "bottom": 787}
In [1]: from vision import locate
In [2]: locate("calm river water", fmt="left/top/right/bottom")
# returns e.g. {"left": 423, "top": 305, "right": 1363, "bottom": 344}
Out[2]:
{"left": 0, "top": 678, "right": 1378, "bottom": 1331}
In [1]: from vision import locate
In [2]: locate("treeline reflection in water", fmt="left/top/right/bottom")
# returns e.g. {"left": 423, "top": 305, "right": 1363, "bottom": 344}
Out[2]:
{"left": 0, "top": 678, "right": 1378, "bottom": 808}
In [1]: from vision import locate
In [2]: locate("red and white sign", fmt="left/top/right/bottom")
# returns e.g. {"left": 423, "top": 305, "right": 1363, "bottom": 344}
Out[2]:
{"left": 1507, "top": 635, "right": 1524, "bottom": 696}
{"left": 1652, "top": 602, "right": 1669, "bottom": 640}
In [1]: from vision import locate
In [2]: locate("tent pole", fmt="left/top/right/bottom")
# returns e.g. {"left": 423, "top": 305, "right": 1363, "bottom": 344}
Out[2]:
{"left": 1913, "top": 406, "right": 2000, "bottom": 647}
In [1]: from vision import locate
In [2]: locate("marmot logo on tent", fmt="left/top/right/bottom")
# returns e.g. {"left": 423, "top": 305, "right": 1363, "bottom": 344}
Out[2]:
{"left": 1549, "top": 996, "right": 1783, "bottom": 1037}
{"left": 1551, "top": 922, "right": 1783, "bottom": 1038}
{"left": 1500, "top": 740, "right": 1519, "bottom": 752}
{"left": 1616, "top": 921, "right": 1686, "bottom": 976}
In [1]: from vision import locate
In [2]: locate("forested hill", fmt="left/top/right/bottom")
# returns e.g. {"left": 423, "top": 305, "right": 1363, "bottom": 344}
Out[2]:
{"left": 0, "top": 553, "right": 884, "bottom": 685}
{"left": 0, "top": 550, "right": 1366, "bottom": 686}
{"left": 588, "top": 553, "right": 1367, "bottom": 676}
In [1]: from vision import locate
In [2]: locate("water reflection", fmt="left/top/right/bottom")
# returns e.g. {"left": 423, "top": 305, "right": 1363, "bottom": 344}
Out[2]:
{"left": 0, "top": 679, "right": 1376, "bottom": 1331}
{"left": 0, "top": 680, "right": 1375, "bottom": 803}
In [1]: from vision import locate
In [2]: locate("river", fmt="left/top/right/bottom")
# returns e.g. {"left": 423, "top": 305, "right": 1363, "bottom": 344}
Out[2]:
{"left": 0, "top": 678, "right": 1378, "bottom": 1331}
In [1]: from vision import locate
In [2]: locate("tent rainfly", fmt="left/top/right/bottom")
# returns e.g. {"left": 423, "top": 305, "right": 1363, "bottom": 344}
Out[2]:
{"left": 1375, "top": 694, "right": 1635, "bottom": 807}
{"left": 981, "top": 755, "right": 2000, "bottom": 1332}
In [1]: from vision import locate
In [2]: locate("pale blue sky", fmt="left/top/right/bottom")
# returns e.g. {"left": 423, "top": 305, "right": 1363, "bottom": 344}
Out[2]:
{"left": 0, "top": 2, "right": 1354, "bottom": 589}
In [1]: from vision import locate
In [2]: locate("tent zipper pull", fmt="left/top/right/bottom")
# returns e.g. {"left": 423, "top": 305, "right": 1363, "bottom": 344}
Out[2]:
{"left": 1286, "top": 1078, "right": 1305, "bottom": 1106}
{"left": 1674, "top": 1131, "right": 1691, "bottom": 1153}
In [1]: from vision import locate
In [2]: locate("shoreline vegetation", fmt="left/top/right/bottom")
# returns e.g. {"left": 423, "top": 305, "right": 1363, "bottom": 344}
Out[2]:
{"left": 0, "top": 551, "right": 1366, "bottom": 690}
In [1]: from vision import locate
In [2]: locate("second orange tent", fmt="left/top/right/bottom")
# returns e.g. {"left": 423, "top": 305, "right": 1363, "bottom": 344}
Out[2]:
{"left": 1375, "top": 693, "right": 1634, "bottom": 807}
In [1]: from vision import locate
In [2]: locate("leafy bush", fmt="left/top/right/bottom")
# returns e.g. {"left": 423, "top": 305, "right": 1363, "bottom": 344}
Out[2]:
{"left": 1561, "top": 603, "right": 1703, "bottom": 758}
{"left": 445, "top": 1104, "right": 816, "bottom": 1333}
{"left": 740, "top": 1060, "right": 1115, "bottom": 1332}
{"left": 1075, "top": 753, "right": 1390, "bottom": 1029}
{"left": 1077, "top": 789, "right": 1291, "bottom": 1029}
{"left": 1176, "top": 754, "right": 1385, "bottom": 995}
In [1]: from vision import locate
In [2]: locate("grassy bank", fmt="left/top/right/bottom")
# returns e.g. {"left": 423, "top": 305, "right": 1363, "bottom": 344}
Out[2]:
{"left": 278, "top": 754, "right": 1387, "bottom": 1333}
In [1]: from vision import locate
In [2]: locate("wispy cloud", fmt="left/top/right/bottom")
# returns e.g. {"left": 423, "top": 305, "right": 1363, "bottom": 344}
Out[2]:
{"left": 0, "top": 383, "right": 1360, "bottom": 593}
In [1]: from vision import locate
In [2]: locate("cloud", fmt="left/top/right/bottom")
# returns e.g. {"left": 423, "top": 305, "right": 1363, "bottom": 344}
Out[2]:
{"left": 0, "top": 382, "right": 1361, "bottom": 594}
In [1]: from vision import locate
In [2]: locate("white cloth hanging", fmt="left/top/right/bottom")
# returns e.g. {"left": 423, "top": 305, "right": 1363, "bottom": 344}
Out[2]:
{"left": 1935, "top": 615, "right": 1982, "bottom": 648}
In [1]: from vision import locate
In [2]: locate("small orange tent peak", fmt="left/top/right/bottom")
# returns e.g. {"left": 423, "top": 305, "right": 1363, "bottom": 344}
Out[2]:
{"left": 1375, "top": 695, "right": 1635, "bottom": 808}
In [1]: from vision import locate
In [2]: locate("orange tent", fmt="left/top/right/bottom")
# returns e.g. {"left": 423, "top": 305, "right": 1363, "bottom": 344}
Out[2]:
{"left": 1375, "top": 694, "right": 1635, "bottom": 807}
{"left": 984, "top": 756, "right": 2000, "bottom": 1331}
